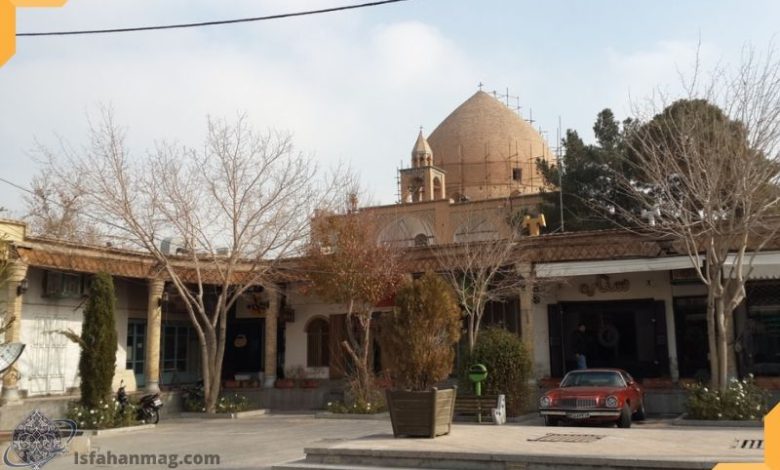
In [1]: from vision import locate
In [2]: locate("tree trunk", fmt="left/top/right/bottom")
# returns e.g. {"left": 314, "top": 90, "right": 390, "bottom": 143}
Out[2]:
{"left": 467, "top": 314, "right": 475, "bottom": 353}
{"left": 716, "top": 296, "right": 729, "bottom": 393}
{"left": 342, "top": 308, "right": 374, "bottom": 406}
{"left": 706, "top": 290, "right": 719, "bottom": 390}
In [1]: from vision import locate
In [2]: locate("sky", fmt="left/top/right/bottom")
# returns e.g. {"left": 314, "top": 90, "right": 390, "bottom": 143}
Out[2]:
{"left": 2, "top": 0, "right": 780, "bottom": 217}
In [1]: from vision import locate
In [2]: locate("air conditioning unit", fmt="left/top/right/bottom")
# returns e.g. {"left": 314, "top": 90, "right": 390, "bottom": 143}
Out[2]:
{"left": 160, "top": 237, "right": 187, "bottom": 256}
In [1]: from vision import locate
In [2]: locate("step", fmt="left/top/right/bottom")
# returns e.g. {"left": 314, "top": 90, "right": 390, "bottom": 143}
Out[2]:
{"left": 274, "top": 460, "right": 442, "bottom": 470}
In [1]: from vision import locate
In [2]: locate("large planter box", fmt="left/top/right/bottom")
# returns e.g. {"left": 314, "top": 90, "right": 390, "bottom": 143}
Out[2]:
{"left": 386, "top": 388, "right": 456, "bottom": 438}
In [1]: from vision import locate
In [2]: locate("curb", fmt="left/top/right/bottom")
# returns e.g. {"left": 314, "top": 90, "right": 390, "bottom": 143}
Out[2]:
{"left": 315, "top": 412, "right": 389, "bottom": 420}
{"left": 671, "top": 414, "right": 763, "bottom": 428}
{"left": 83, "top": 424, "right": 157, "bottom": 436}
{"left": 177, "top": 409, "right": 268, "bottom": 419}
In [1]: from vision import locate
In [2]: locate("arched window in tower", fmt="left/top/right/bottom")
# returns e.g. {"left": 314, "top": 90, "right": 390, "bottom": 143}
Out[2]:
{"left": 410, "top": 177, "right": 424, "bottom": 202}
{"left": 306, "top": 317, "right": 330, "bottom": 368}
{"left": 433, "top": 177, "right": 442, "bottom": 200}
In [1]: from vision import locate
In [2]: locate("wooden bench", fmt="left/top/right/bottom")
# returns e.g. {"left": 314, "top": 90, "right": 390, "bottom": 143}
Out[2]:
{"left": 454, "top": 394, "right": 506, "bottom": 424}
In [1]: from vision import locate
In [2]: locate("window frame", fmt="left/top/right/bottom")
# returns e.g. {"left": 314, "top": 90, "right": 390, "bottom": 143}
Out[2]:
{"left": 306, "top": 317, "right": 330, "bottom": 368}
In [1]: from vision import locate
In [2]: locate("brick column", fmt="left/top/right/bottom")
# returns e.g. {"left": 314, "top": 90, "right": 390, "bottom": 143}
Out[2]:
{"left": 2, "top": 261, "right": 28, "bottom": 404}
{"left": 263, "top": 288, "right": 279, "bottom": 388}
{"left": 144, "top": 279, "right": 164, "bottom": 393}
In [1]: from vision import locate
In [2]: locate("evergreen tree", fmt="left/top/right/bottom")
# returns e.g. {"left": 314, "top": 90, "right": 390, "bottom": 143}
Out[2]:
{"left": 537, "top": 109, "right": 640, "bottom": 231}
{"left": 79, "top": 272, "right": 117, "bottom": 408}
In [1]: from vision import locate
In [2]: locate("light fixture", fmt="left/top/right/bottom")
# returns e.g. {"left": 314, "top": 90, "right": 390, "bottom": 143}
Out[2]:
{"left": 157, "top": 291, "right": 170, "bottom": 307}
{"left": 16, "top": 278, "right": 28, "bottom": 296}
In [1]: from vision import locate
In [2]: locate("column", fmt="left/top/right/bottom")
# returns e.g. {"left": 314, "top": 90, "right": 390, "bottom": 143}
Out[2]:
{"left": 263, "top": 287, "right": 279, "bottom": 388}
{"left": 517, "top": 264, "right": 535, "bottom": 352}
{"left": 517, "top": 263, "right": 539, "bottom": 382}
{"left": 2, "top": 261, "right": 28, "bottom": 404}
{"left": 144, "top": 279, "right": 164, "bottom": 393}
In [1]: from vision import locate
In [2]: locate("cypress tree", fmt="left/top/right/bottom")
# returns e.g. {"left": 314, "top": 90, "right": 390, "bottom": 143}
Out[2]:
{"left": 79, "top": 272, "right": 117, "bottom": 408}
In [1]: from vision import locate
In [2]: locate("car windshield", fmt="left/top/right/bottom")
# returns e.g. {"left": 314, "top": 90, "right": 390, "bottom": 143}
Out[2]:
{"left": 560, "top": 371, "right": 624, "bottom": 388}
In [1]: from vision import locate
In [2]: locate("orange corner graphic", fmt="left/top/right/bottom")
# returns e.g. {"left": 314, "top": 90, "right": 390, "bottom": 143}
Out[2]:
{"left": 714, "top": 403, "right": 780, "bottom": 469}
{"left": 0, "top": 0, "right": 67, "bottom": 67}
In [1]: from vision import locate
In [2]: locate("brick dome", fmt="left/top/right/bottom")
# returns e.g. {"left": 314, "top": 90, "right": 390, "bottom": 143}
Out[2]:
{"left": 427, "top": 91, "right": 551, "bottom": 200}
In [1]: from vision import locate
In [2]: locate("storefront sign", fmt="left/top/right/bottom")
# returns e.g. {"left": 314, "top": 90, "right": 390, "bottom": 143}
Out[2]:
{"left": 579, "top": 274, "right": 630, "bottom": 297}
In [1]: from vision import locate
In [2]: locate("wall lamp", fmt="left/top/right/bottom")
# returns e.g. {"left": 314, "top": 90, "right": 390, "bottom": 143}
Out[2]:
{"left": 157, "top": 291, "right": 169, "bottom": 307}
{"left": 16, "top": 278, "right": 28, "bottom": 296}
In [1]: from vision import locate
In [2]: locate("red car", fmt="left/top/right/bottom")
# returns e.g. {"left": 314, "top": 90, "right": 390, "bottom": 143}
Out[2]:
{"left": 538, "top": 368, "right": 646, "bottom": 428}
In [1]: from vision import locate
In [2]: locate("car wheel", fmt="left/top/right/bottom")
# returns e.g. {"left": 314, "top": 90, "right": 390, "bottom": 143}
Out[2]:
{"left": 632, "top": 399, "right": 646, "bottom": 421}
{"left": 544, "top": 416, "right": 559, "bottom": 427}
{"left": 617, "top": 404, "right": 632, "bottom": 428}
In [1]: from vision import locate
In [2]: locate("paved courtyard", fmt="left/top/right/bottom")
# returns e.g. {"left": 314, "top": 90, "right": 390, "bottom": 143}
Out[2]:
{"left": 37, "top": 414, "right": 763, "bottom": 470}
{"left": 45, "top": 414, "right": 388, "bottom": 470}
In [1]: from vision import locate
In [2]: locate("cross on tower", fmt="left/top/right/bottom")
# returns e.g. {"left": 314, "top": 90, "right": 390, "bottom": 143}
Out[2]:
{"left": 478, "top": 82, "right": 484, "bottom": 91}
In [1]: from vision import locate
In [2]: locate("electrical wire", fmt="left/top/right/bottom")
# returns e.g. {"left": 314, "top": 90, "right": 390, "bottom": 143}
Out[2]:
{"left": 16, "top": 0, "right": 410, "bottom": 37}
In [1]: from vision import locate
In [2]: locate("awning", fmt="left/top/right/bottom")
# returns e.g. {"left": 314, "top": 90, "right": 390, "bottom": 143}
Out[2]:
{"left": 724, "top": 251, "right": 780, "bottom": 280}
{"left": 535, "top": 256, "right": 700, "bottom": 278}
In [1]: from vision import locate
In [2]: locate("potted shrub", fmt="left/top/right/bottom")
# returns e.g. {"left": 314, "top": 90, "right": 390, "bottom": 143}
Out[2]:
{"left": 301, "top": 378, "right": 320, "bottom": 389}
{"left": 275, "top": 367, "right": 299, "bottom": 389}
{"left": 380, "top": 272, "right": 461, "bottom": 438}
{"left": 274, "top": 378, "right": 295, "bottom": 389}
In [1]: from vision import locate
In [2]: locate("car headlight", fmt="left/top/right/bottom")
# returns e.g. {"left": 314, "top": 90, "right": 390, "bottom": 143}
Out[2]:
{"left": 539, "top": 396, "right": 552, "bottom": 408}
{"left": 605, "top": 396, "right": 619, "bottom": 408}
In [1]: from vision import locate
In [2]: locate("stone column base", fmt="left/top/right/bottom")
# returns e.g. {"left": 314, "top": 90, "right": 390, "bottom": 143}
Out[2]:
{"left": 263, "top": 375, "right": 276, "bottom": 389}
{"left": 144, "top": 381, "right": 160, "bottom": 394}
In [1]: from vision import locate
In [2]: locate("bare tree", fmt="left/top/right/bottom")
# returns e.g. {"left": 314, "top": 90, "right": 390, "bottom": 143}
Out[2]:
{"left": 24, "top": 168, "right": 101, "bottom": 244}
{"left": 42, "top": 109, "right": 341, "bottom": 412}
{"left": 304, "top": 195, "right": 404, "bottom": 406}
{"left": 613, "top": 48, "right": 780, "bottom": 391}
{"left": 434, "top": 204, "right": 538, "bottom": 352}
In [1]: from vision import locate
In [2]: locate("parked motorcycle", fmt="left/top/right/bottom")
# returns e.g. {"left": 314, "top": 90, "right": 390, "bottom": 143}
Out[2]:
{"left": 116, "top": 380, "right": 164, "bottom": 424}
{"left": 138, "top": 392, "right": 163, "bottom": 424}
{"left": 181, "top": 380, "right": 205, "bottom": 411}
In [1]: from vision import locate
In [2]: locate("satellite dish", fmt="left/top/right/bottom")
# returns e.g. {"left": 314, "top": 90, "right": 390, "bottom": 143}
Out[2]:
{"left": 0, "top": 343, "right": 25, "bottom": 374}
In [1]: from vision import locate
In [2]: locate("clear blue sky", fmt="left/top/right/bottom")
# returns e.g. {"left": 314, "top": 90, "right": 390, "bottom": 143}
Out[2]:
{"left": 2, "top": 0, "right": 779, "bottom": 215}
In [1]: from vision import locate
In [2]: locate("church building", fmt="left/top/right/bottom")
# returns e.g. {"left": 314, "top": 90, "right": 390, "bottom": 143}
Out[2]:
{"left": 1, "top": 90, "right": 779, "bottom": 423}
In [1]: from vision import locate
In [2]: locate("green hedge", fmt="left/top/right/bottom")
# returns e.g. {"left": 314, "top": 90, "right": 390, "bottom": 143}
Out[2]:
{"left": 461, "top": 327, "right": 532, "bottom": 416}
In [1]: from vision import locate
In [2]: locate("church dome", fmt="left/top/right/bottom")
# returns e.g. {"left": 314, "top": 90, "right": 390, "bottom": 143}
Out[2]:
{"left": 427, "top": 90, "right": 552, "bottom": 200}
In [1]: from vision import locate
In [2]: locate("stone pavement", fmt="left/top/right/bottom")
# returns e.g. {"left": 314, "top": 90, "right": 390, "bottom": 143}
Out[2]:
{"left": 278, "top": 421, "right": 765, "bottom": 470}
{"left": 24, "top": 414, "right": 764, "bottom": 470}
{"left": 42, "top": 414, "right": 388, "bottom": 470}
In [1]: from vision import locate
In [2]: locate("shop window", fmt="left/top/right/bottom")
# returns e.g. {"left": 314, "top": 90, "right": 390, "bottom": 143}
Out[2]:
{"left": 162, "top": 324, "right": 192, "bottom": 372}
{"left": 745, "top": 282, "right": 780, "bottom": 377}
{"left": 482, "top": 298, "right": 520, "bottom": 335}
{"left": 126, "top": 321, "right": 146, "bottom": 374}
{"left": 43, "top": 270, "right": 85, "bottom": 298}
{"left": 306, "top": 317, "right": 330, "bottom": 368}
{"left": 673, "top": 296, "right": 709, "bottom": 379}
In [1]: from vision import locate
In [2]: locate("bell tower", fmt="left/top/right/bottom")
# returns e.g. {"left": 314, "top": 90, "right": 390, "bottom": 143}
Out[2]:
{"left": 399, "top": 130, "right": 447, "bottom": 203}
